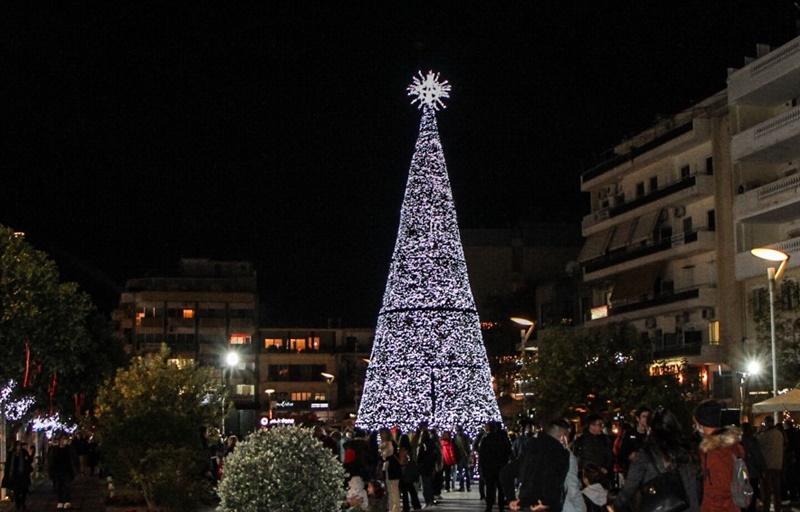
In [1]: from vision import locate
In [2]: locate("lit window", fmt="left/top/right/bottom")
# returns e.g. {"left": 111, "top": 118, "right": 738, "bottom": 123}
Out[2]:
{"left": 291, "top": 392, "right": 311, "bottom": 401}
{"left": 236, "top": 384, "right": 255, "bottom": 396}
{"left": 291, "top": 338, "right": 307, "bottom": 351}
{"left": 229, "top": 334, "right": 252, "bottom": 345}
{"left": 182, "top": 309, "right": 195, "bottom": 319}
{"left": 265, "top": 338, "right": 283, "bottom": 349}
{"left": 314, "top": 393, "right": 326, "bottom": 401}
{"left": 310, "top": 337, "right": 320, "bottom": 350}
{"left": 135, "top": 311, "right": 145, "bottom": 325}
{"left": 708, "top": 321, "right": 720, "bottom": 345}
{"left": 167, "top": 358, "right": 194, "bottom": 369}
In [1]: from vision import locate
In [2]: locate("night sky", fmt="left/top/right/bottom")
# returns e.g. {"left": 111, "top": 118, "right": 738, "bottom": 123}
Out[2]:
{"left": 3, "top": 2, "right": 799, "bottom": 326}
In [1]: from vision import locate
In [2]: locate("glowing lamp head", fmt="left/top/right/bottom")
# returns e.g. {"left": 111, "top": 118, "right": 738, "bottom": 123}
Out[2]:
{"left": 751, "top": 247, "right": 790, "bottom": 262}
{"left": 746, "top": 360, "right": 762, "bottom": 375}
{"left": 225, "top": 352, "right": 240, "bottom": 367}
{"left": 510, "top": 317, "right": 535, "bottom": 327}
{"left": 321, "top": 372, "right": 335, "bottom": 383}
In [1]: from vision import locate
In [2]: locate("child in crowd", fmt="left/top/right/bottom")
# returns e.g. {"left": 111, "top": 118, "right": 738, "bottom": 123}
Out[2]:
{"left": 367, "top": 479, "right": 386, "bottom": 512}
{"left": 346, "top": 475, "right": 369, "bottom": 510}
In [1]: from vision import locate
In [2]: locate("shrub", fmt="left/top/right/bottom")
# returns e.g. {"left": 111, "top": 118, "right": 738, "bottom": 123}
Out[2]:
{"left": 217, "top": 426, "right": 346, "bottom": 512}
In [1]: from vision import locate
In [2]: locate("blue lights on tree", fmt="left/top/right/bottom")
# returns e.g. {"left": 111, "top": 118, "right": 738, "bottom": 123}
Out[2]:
{"left": 356, "top": 72, "right": 501, "bottom": 435}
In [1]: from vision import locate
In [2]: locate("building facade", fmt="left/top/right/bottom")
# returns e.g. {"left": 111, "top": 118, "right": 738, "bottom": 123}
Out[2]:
{"left": 111, "top": 258, "right": 260, "bottom": 434}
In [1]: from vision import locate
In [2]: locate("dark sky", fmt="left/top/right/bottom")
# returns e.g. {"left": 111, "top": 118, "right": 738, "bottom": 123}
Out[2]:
{"left": 3, "top": 2, "right": 799, "bottom": 326}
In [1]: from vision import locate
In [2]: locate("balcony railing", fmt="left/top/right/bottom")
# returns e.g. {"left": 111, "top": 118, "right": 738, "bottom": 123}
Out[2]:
{"left": 611, "top": 287, "right": 702, "bottom": 316}
{"left": 582, "top": 122, "right": 694, "bottom": 182}
{"left": 653, "top": 339, "right": 703, "bottom": 359}
{"left": 609, "top": 175, "right": 699, "bottom": 218}
{"left": 584, "top": 228, "right": 706, "bottom": 274}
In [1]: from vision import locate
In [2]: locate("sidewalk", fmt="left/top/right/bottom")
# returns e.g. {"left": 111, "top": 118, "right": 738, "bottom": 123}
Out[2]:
{"left": 21, "top": 474, "right": 106, "bottom": 511}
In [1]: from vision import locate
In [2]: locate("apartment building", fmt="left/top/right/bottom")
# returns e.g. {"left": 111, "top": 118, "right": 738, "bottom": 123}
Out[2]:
{"left": 729, "top": 37, "right": 800, "bottom": 349}
{"left": 112, "top": 258, "right": 260, "bottom": 433}
{"left": 579, "top": 90, "right": 731, "bottom": 397}
{"left": 258, "top": 327, "right": 374, "bottom": 425}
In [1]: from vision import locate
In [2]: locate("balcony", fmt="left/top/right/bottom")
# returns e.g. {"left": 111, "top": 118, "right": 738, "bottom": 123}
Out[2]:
{"left": 728, "top": 37, "right": 800, "bottom": 106}
{"left": 653, "top": 337, "right": 703, "bottom": 359}
{"left": 731, "top": 105, "right": 800, "bottom": 163}
{"left": 588, "top": 284, "right": 717, "bottom": 326}
{"left": 734, "top": 171, "right": 800, "bottom": 223}
{"left": 583, "top": 173, "right": 714, "bottom": 232}
{"left": 582, "top": 122, "right": 695, "bottom": 184}
{"left": 584, "top": 228, "right": 716, "bottom": 281}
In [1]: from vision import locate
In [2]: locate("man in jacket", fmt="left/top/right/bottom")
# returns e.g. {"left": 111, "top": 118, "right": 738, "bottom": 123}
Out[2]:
{"left": 479, "top": 421, "right": 512, "bottom": 512}
{"left": 508, "top": 419, "right": 571, "bottom": 512}
{"left": 757, "top": 415, "right": 785, "bottom": 512}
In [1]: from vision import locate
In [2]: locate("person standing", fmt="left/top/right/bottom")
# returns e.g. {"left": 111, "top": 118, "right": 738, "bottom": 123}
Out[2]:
{"left": 397, "top": 433, "right": 422, "bottom": 512}
{"left": 573, "top": 414, "right": 614, "bottom": 488}
{"left": 6, "top": 441, "right": 32, "bottom": 511}
{"left": 453, "top": 426, "right": 473, "bottom": 492}
{"left": 695, "top": 399, "right": 744, "bottom": 512}
{"left": 48, "top": 434, "right": 77, "bottom": 510}
{"left": 741, "top": 422, "right": 766, "bottom": 512}
{"left": 479, "top": 421, "right": 512, "bottom": 512}
{"left": 379, "top": 428, "right": 401, "bottom": 512}
{"left": 616, "top": 407, "right": 650, "bottom": 478}
{"left": 758, "top": 415, "right": 786, "bottom": 512}
{"left": 440, "top": 431, "right": 457, "bottom": 492}
{"left": 416, "top": 423, "right": 438, "bottom": 507}
{"left": 508, "top": 419, "right": 571, "bottom": 512}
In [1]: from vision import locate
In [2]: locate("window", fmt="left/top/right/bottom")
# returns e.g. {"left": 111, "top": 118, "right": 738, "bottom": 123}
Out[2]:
{"left": 781, "top": 280, "right": 799, "bottom": 310}
{"left": 314, "top": 393, "right": 326, "bottom": 401}
{"left": 264, "top": 338, "right": 283, "bottom": 349}
{"left": 291, "top": 392, "right": 311, "bottom": 401}
{"left": 636, "top": 182, "right": 645, "bottom": 197}
{"left": 167, "top": 358, "right": 194, "bottom": 369}
{"left": 707, "top": 210, "right": 715, "bottom": 231}
{"left": 143, "top": 307, "right": 164, "bottom": 318}
{"left": 182, "top": 309, "right": 195, "bottom": 319}
{"left": 682, "top": 217, "right": 692, "bottom": 235}
{"left": 229, "top": 334, "right": 252, "bottom": 345}
{"left": 236, "top": 384, "right": 255, "bottom": 396}
{"left": 680, "top": 165, "right": 690, "bottom": 179}
{"left": 706, "top": 156, "right": 714, "bottom": 175}
{"left": 649, "top": 176, "right": 658, "bottom": 192}
{"left": 135, "top": 311, "right": 145, "bottom": 325}
{"left": 198, "top": 308, "right": 226, "bottom": 318}
{"left": 752, "top": 287, "right": 768, "bottom": 317}
{"left": 291, "top": 338, "right": 307, "bottom": 351}
{"left": 708, "top": 321, "right": 720, "bottom": 345}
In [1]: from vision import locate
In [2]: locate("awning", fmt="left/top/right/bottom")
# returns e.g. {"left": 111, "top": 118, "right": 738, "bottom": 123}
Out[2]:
{"left": 610, "top": 262, "right": 664, "bottom": 303}
{"left": 578, "top": 229, "right": 612, "bottom": 263}
{"left": 608, "top": 219, "right": 636, "bottom": 252}
{"left": 630, "top": 210, "right": 661, "bottom": 245}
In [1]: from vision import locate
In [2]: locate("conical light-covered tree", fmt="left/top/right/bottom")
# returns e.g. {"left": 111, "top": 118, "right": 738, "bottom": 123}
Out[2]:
{"left": 356, "top": 72, "right": 501, "bottom": 434}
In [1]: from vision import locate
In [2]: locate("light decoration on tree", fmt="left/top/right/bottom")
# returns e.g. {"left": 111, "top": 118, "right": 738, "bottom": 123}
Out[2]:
{"left": 30, "top": 413, "right": 77, "bottom": 439}
{"left": 356, "top": 72, "right": 501, "bottom": 435}
{"left": 0, "top": 380, "right": 36, "bottom": 422}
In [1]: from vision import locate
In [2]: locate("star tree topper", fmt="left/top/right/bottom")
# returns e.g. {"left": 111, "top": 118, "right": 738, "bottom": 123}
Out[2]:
{"left": 407, "top": 70, "right": 451, "bottom": 111}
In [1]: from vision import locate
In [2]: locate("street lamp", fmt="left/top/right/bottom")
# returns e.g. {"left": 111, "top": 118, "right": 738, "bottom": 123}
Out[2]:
{"left": 739, "top": 360, "right": 762, "bottom": 423}
{"left": 511, "top": 317, "right": 536, "bottom": 416}
{"left": 751, "top": 247, "right": 790, "bottom": 423}
{"left": 221, "top": 351, "right": 240, "bottom": 437}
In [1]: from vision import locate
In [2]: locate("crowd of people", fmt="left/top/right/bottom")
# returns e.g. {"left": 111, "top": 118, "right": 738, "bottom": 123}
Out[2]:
{"left": 315, "top": 401, "right": 800, "bottom": 512}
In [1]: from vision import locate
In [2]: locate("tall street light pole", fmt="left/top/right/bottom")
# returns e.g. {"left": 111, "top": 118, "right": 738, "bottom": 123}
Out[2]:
{"left": 511, "top": 317, "right": 536, "bottom": 418}
{"left": 751, "top": 247, "right": 790, "bottom": 424}
{"left": 222, "top": 351, "right": 240, "bottom": 438}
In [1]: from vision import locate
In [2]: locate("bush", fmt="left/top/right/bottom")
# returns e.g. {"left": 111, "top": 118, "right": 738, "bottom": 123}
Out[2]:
{"left": 217, "top": 426, "right": 346, "bottom": 512}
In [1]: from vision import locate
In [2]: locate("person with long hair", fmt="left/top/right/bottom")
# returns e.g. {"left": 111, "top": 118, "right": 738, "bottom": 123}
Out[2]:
{"left": 613, "top": 407, "right": 700, "bottom": 512}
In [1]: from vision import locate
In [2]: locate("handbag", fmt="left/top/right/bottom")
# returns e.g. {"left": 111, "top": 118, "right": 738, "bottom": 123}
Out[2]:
{"left": 634, "top": 451, "right": 689, "bottom": 512}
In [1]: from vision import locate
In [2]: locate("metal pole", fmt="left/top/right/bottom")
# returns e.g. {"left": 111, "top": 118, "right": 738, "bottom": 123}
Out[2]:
{"left": 520, "top": 330, "right": 527, "bottom": 417}
{"left": 768, "top": 267, "right": 779, "bottom": 424}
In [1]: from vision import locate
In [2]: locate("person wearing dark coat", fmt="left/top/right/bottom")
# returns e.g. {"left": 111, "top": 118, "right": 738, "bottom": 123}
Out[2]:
{"left": 48, "top": 434, "right": 77, "bottom": 509}
{"left": 478, "top": 421, "right": 512, "bottom": 512}
{"left": 507, "top": 419, "right": 571, "bottom": 512}
{"left": 5, "top": 441, "right": 33, "bottom": 511}
{"left": 741, "top": 422, "right": 766, "bottom": 512}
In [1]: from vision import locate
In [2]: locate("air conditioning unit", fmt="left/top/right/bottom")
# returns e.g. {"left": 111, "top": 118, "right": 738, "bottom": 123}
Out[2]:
{"left": 645, "top": 317, "right": 657, "bottom": 329}
{"left": 674, "top": 205, "right": 686, "bottom": 218}
{"left": 702, "top": 307, "right": 716, "bottom": 319}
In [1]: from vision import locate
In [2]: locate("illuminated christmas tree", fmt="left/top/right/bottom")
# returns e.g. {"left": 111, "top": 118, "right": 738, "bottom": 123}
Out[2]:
{"left": 356, "top": 72, "right": 501, "bottom": 434}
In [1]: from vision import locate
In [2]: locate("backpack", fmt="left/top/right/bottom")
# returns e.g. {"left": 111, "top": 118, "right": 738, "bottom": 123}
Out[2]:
{"left": 731, "top": 455, "right": 754, "bottom": 508}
